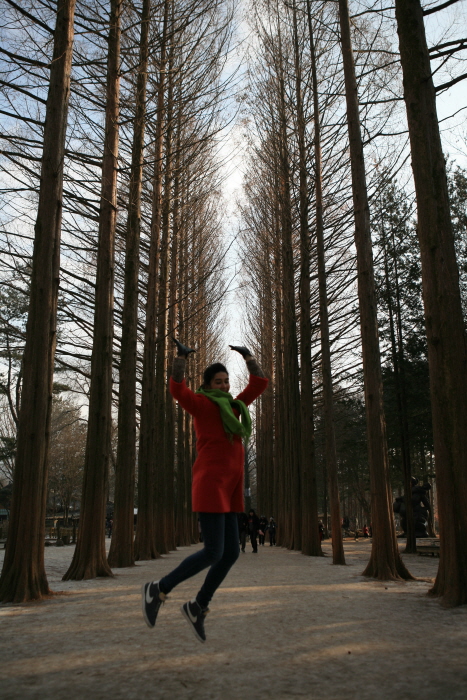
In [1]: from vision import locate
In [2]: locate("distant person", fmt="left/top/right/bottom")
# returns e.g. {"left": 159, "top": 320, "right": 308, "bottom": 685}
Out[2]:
{"left": 141, "top": 340, "right": 267, "bottom": 643}
{"left": 363, "top": 525, "right": 369, "bottom": 538}
{"left": 258, "top": 515, "right": 268, "bottom": 545}
{"left": 268, "top": 517, "right": 277, "bottom": 546}
{"left": 238, "top": 512, "right": 248, "bottom": 553}
{"left": 248, "top": 509, "right": 260, "bottom": 553}
{"left": 318, "top": 521, "right": 324, "bottom": 541}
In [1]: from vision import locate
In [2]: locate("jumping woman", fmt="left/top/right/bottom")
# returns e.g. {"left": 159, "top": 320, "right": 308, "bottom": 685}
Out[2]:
{"left": 142, "top": 339, "right": 268, "bottom": 643}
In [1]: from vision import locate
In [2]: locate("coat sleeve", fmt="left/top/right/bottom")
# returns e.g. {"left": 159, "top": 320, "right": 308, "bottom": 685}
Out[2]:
{"left": 236, "top": 374, "right": 268, "bottom": 406}
{"left": 169, "top": 377, "right": 200, "bottom": 416}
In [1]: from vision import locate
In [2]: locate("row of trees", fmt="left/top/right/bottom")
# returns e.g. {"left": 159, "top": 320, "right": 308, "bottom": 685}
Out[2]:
{"left": 238, "top": 0, "right": 467, "bottom": 605}
{"left": 0, "top": 0, "right": 236, "bottom": 600}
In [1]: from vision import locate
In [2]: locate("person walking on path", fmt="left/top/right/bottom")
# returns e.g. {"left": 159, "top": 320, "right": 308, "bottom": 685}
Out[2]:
{"left": 142, "top": 340, "right": 268, "bottom": 643}
{"left": 268, "top": 517, "right": 277, "bottom": 546}
{"left": 258, "top": 515, "right": 268, "bottom": 546}
{"left": 238, "top": 512, "right": 248, "bottom": 553}
{"left": 248, "top": 509, "right": 261, "bottom": 553}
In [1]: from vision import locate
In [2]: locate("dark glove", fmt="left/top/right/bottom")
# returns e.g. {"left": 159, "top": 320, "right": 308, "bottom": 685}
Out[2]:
{"left": 173, "top": 338, "right": 196, "bottom": 358}
{"left": 229, "top": 345, "right": 252, "bottom": 358}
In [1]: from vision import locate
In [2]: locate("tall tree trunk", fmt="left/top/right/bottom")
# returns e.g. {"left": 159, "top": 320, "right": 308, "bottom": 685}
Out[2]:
{"left": 168, "top": 85, "right": 181, "bottom": 549}
{"left": 108, "top": 0, "right": 150, "bottom": 569}
{"left": 134, "top": 0, "right": 170, "bottom": 561}
{"left": 256, "top": 231, "right": 274, "bottom": 519}
{"left": 175, "top": 172, "right": 191, "bottom": 546}
{"left": 307, "top": 0, "right": 345, "bottom": 564}
{"left": 395, "top": 0, "right": 467, "bottom": 606}
{"left": 0, "top": 0, "right": 76, "bottom": 603}
{"left": 272, "top": 186, "right": 285, "bottom": 541}
{"left": 154, "top": 20, "right": 174, "bottom": 555}
{"left": 291, "top": 0, "right": 321, "bottom": 557}
{"left": 64, "top": 0, "right": 121, "bottom": 581}
{"left": 276, "top": 19, "right": 301, "bottom": 551}
{"left": 338, "top": 0, "right": 412, "bottom": 581}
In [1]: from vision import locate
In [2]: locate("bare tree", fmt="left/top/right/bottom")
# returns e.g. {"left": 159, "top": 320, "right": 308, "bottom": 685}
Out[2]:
{"left": 64, "top": 0, "right": 122, "bottom": 581}
{"left": 338, "top": 0, "right": 412, "bottom": 581}
{"left": 395, "top": 0, "right": 467, "bottom": 606}
{"left": 306, "top": 0, "right": 344, "bottom": 564}
{"left": 0, "top": 0, "right": 76, "bottom": 603}
{"left": 108, "top": 0, "right": 150, "bottom": 570}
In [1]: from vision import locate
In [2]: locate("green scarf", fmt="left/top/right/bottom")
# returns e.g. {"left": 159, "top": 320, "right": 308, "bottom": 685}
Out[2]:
{"left": 196, "top": 386, "right": 252, "bottom": 442}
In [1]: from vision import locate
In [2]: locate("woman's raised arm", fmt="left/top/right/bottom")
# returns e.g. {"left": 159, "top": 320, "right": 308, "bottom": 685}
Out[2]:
{"left": 229, "top": 345, "right": 265, "bottom": 378}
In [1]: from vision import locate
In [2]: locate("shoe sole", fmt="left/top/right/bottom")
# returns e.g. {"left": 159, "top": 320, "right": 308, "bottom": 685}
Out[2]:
{"left": 180, "top": 604, "right": 205, "bottom": 644}
{"left": 141, "top": 583, "right": 155, "bottom": 629}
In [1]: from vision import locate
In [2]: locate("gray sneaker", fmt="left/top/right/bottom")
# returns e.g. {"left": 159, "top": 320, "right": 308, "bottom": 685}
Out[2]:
{"left": 142, "top": 580, "right": 166, "bottom": 628}
{"left": 181, "top": 599, "right": 209, "bottom": 643}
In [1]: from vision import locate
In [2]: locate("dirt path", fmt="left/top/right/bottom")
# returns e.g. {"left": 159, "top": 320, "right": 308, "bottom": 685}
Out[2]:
{"left": 1, "top": 539, "right": 466, "bottom": 700}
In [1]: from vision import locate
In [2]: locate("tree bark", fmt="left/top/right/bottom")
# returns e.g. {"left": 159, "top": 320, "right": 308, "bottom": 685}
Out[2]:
{"left": 395, "top": 0, "right": 467, "bottom": 606}
{"left": 0, "top": 0, "right": 76, "bottom": 603}
{"left": 273, "top": 181, "right": 285, "bottom": 543}
{"left": 291, "top": 0, "right": 321, "bottom": 557}
{"left": 338, "top": 0, "right": 413, "bottom": 580}
{"left": 307, "top": 0, "right": 344, "bottom": 564}
{"left": 134, "top": 0, "right": 170, "bottom": 561}
{"left": 276, "top": 18, "right": 301, "bottom": 551}
{"left": 64, "top": 0, "right": 121, "bottom": 581}
{"left": 108, "top": 0, "right": 150, "bottom": 569}
{"left": 154, "top": 19, "right": 175, "bottom": 555}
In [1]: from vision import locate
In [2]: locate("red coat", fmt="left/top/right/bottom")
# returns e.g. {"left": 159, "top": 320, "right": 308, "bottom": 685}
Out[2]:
{"left": 169, "top": 374, "right": 268, "bottom": 512}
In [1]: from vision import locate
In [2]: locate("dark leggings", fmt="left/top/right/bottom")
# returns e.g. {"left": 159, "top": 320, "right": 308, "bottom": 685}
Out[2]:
{"left": 158, "top": 512, "right": 239, "bottom": 610}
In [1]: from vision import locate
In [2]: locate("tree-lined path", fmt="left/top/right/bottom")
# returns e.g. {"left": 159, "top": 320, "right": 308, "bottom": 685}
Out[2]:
{"left": 1, "top": 539, "right": 466, "bottom": 699}
{"left": 1, "top": 0, "right": 467, "bottom": 633}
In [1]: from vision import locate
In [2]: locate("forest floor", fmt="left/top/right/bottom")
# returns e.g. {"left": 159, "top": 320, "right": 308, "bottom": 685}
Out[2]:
{"left": 1, "top": 537, "right": 466, "bottom": 700}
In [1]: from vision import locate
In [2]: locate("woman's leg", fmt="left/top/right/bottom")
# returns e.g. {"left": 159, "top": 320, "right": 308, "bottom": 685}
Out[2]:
{"left": 158, "top": 513, "right": 225, "bottom": 595}
{"left": 195, "top": 512, "right": 239, "bottom": 609}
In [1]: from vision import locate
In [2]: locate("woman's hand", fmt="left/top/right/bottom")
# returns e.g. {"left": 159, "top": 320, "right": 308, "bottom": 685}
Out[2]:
{"left": 173, "top": 337, "right": 196, "bottom": 358}
{"left": 230, "top": 345, "right": 265, "bottom": 377}
{"left": 229, "top": 345, "right": 253, "bottom": 360}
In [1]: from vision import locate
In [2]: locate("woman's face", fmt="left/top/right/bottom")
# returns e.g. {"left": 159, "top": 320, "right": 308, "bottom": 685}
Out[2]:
{"left": 208, "top": 371, "right": 230, "bottom": 393}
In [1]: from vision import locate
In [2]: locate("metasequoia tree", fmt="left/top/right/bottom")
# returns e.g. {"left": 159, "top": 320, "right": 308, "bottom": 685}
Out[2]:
{"left": 0, "top": 0, "right": 77, "bottom": 602}
{"left": 108, "top": 0, "right": 151, "bottom": 569}
{"left": 289, "top": 0, "right": 322, "bottom": 557}
{"left": 395, "top": 0, "right": 467, "bottom": 606}
{"left": 133, "top": 0, "right": 170, "bottom": 562}
{"left": 338, "top": 0, "right": 412, "bottom": 580}
{"left": 274, "top": 7, "right": 302, "bottom": 551}
{"left": 306, "top": 0, "right": 344, "bottom": 564}
{"left": 64, "top": 0, "right": 122, "bottom": 581}
{"left": 153, "top": 1, "right": 176, "bottom": 555}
